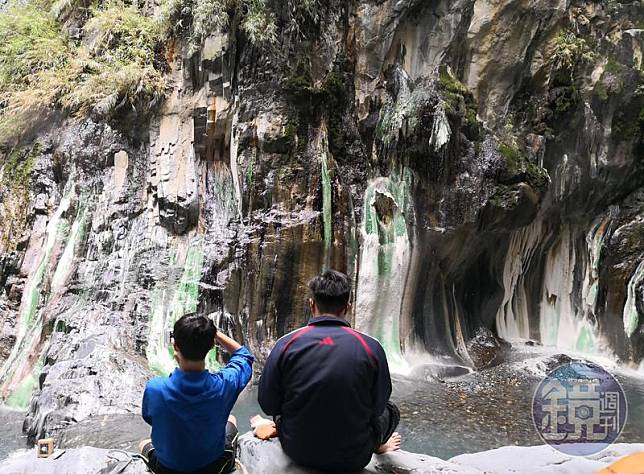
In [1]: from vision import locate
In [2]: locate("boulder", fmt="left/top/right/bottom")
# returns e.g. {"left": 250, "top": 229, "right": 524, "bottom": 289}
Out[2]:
{"left": 465, "top": 328, "right": 511, "bottom": 370}
{"left": 0, "top": 447, "right": 149, "bottom": 474}
{"left": 237, "top": 434, "right": 644, "bottom": 474}
{"left": 450, "top": 443, "right": 644, "bottom": 474}
{"left": 2, "top": 437, "right": 643, "bottom": 473}
{"left": 518, "top": 353, "right": 584, "bottom": 378}
{"left": 236, "top": 433, "right": 479, "bottom": 473}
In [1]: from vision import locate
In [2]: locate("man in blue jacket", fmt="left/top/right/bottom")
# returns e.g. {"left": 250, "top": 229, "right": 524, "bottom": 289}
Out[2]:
{"left": 257, "top": 270, "right": 401, "bottom": 472}
{"left": 139, "top": 313, "right": 254, "bottom": 474}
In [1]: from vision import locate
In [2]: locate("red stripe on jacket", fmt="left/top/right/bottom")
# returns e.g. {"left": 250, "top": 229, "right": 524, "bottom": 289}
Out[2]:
{"left": 341, "top": 326, "right": 379, "bottom": 367}
{"left": 280, "top": 325, "right": 315, "bottom": 354}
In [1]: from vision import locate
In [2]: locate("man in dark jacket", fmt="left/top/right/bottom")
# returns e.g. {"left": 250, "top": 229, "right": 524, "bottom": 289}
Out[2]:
{"left": 257, "top": 270, "right": 401, "bottom": 472}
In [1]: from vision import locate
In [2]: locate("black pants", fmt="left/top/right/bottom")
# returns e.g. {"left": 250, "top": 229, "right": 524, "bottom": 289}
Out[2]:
{"left": 372, "top": 401, "right": 400, "bottom": 450}
{"left": 142, "top": 422, "right": 238, "bottom": 474}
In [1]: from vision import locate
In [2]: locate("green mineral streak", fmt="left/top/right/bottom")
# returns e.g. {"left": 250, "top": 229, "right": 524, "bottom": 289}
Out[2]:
{"left": 51, "top": 204, "right": 87, "bottom": 293}
{"left": 147, "top": 289, "right": 172, "bottom": 376}
{"left": 24, "top": 198, "right": 70, "bottom": 330}
{"left": 624, "top": 262, "right": 644, "bottom": 337}
{"left": 576, "top": 326, "right": 594, "bottom": 353}
{"left": 5, "top": 355, "right": 43, "bottom": 409}
{"left": 321, "top": 154, "right": 332, "bottom": 245}
{"left": 364, "top": 186, "right": 377, "bottom": 235}
{"left": 358, "top": 171, "right": 412, "bottom": 371}
{"left": 364, "top": 174, "right": 410, "bottom": 243}
{"left": 170, "top": 243, "right": 204, "bottom": 318}
{"left": 378, "top": 246, "right": 393, "bottom": 275}
{"left": 542, "top": 308, "right": 560, "bottom": 347}
{"left": 206, "top": 349, "right": 221, "bottom": 370}
{"left": 5, "top": 373, "right": 36, "bottom": 408}
{"left": 0, "top": 184, "right": 74, "bottom": 396}
{"left": 147, "top": 241, "right": 210, "bottom": 376}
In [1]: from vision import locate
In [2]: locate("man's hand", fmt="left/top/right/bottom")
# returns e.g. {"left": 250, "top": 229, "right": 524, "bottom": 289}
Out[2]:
{"left": 250, "top": 415, "right": 278, "bottom": 440}
{"left": 215, "top": 331, "right": 242, "bottom": 354}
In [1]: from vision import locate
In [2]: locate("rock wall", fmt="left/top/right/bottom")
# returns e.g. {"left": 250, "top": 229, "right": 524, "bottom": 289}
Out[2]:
{"left": 0, "top": 0, "right": 641, "bottom": 441}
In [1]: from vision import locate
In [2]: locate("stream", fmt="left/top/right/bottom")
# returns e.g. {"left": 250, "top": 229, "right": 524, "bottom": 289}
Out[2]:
{"left": 1, "top": 344, "right": 642, "bottom": 462}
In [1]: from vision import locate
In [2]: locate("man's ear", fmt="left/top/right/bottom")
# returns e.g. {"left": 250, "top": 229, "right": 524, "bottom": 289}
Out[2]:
{"left": 173, "top": 341, "right": 180, "bottom": 356}
{"left": 309, "top": 298, "right": 318, "bottom": 315}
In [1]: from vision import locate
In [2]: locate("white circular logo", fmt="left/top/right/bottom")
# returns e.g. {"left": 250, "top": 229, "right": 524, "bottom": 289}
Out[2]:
{"left": 532, "top": 361, "right": 627, "bottom": 456}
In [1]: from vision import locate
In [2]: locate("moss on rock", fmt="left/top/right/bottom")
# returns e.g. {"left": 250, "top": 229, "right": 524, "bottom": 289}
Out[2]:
{"left": 437, "top": 65, "right": 481, "bottom": 141}
{"left": 489, "top": 184, "right": 521, "bottom": 210}
{"left": 283, "top": 55, "right": 352, "bottom": 154}
{"left": 0, "top": 145, "right": 38, "bottom": 252}
{"left": 498, "top": 142, "right": 549, "bottom": 193}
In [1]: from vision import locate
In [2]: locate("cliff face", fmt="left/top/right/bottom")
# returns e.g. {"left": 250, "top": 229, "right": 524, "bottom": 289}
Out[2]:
{"left": 0, "top": 0, "right": 642, "bottom": 442}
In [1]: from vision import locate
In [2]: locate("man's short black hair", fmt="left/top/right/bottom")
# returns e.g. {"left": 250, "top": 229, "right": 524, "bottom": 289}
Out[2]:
{"left": 308, "top": 270, "right": 352, "bottom": 315}
{"left": 173, "top": 313, "right": 217, "bottom": 361}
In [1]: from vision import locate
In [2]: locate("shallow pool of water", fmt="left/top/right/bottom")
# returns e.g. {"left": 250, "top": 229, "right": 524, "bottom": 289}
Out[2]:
{"left": 2, "top": 346, "right": 643, "bottom": 461}
{"left": 0, "top": 407, "right": 28, "bottom": 460}
{"left": 232, "top": 346, "right": 644, "bottom": 459}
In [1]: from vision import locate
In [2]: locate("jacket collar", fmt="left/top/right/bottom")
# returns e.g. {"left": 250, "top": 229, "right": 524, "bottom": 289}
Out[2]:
{"left": 308, "top": 315, "right": 351, "bottom": 327}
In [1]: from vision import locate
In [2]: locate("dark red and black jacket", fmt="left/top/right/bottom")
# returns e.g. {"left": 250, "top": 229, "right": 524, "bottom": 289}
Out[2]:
{"left": 258, "top": 315, "right": 392, "bottom": 472}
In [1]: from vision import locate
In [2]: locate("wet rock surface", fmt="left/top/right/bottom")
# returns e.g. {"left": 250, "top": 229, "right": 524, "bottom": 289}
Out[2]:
{"left": 465, "top": 328, "right": 511, "bottom": 369}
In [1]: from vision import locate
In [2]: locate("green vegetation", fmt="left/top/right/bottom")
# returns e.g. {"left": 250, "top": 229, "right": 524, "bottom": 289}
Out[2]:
{"left": 438, "top": 66, "right": 480, "bottom": 141}
{"left": 1, "top": 147, "right": 36, "bottom": 190}
{"left": 530, "top": 30, "right": 596, "bottom": 135}
{"left": 241, "top": 0, "right": 278, "bottom": 45}
{"left": 374, "top": 66, "right": 481, "bottom": 149}
{"left": 604, "top": 57, "right": 624, "bottom": 75}
{"left": 0, "top": 1, "right": 166, "bottom": 144}
{"left": 0, "top": 0, "right": 320, "bottom": 144}
{"left": 498, "top": 142, "right": 549, "bottom": 193}
{"left": 592, "top": 57, "right": 627, "bottom": 102}
{"left": 161, "top": 0, "right": 324, "bottom": 53}
{"left": 554, "top": 84, "right": 580, "bottom": 114}
{"left": 283, "top": 57, "right": 351, "bottom": 152}
{"left": 551, "top": 30, "right": 596, "bottom": 72}
{"left": 160, "top": 0, "right": 277, "bottom": 54}
{"left": 593, "top": 80, "right": 609, "bottom": 101}
{"left": 0, "top": 145, "right": 38, "bottom": 251}
{"left": 438, "top": 65, "right": 469, "bottom": 98}
{"left": 489, "top": 184, "right": 521, "bottom": 209}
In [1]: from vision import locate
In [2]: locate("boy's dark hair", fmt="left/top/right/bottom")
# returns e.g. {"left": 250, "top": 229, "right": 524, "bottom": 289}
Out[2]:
{"left": 308, "top": 270, "right": 352, "bottom": 315}
{"left": 173, "top": 313, "right": 217, "bottom": 361}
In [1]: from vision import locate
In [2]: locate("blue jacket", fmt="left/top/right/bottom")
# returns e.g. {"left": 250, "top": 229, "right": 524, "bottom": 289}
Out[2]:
{"left": 258, "top": 316, "right": 391, "bottom": 472}
{"left": 142, "top": 347, "right": 254, "bottom": 472}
